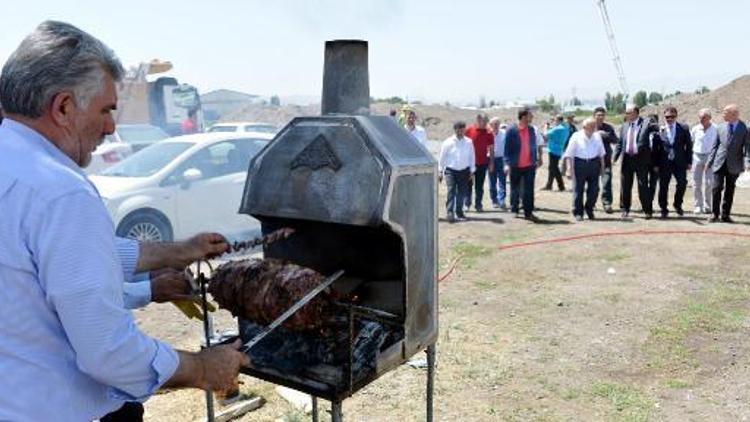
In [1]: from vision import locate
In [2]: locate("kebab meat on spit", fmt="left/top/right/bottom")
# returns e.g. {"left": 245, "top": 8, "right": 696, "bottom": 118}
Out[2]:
{"left": 208, "top": 258, "right": 339, "bottom": 331}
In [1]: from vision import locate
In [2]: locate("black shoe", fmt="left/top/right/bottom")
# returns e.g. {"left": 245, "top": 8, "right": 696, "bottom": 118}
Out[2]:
{"left": 645, "top": 213, "right": 653, "bottom": 220}
{"left": 514, "top": 212, "right": 522, "bottom": 219}
{"left": 708, "top": 215, "right": 720, "bottom": 223}
{"left": 660, "top": 210, "right": 669, "bottom": 219}
{"left": 475, "top": 206, "right": 484, "bottom": 213}
{"left": 541, "top": 186, "right": 552, "bottom": 191}
{"left": 558, "top": 186, "right": 566, "bottom": 192}
{"left": 587, "top": 212, "right": 596, "bottom": 220}
{"left": 674, "top": 207, "right": 684, "bottom": 216}
{"left": 525, "top": 213, "right": 540, "bottom": 222}
{"left": 605, "top": 205, "right": 613, "bottom": 214}
{"left": 447, "top": 212, "right": 456, "bottom": 223}
{"left": 721, "top": 215, "right": 734, "bottom": 223}
{"left": 621, "top": 210, "right": 630, "bottom": 218}
{"left": 574, "top": 215, "right": 584, "bottom": 222}
{"left": 457, "top": 216, "right": 468, "bottom": 222}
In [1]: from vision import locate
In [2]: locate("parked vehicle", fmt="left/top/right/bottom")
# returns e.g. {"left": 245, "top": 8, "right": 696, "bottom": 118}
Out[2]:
{"left": 110, "top": 124, "right": 170, "bottom": 152}
{"left": 87, "top": 136, "right": 133, "bottom": 174}
{"left": 207, "top": 121, "right": 278, "bottom": 134}
{"left": 89, "top": 132, "right": 272, "bottom": 242}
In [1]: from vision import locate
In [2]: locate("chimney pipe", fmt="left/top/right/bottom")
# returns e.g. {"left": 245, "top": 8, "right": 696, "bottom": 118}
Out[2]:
{"left": 321, "top": 40, "right": 370, "bottom": 116}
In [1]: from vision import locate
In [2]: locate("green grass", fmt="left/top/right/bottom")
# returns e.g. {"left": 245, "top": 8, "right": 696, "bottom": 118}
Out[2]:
{"left": 561, "top": 388, "right": 581, "bottom": 400}
{"left": 590, "top": 381, "right": 655, "bottom": 422}
{"left": 646, "top": 284, "right": 750, "bottom": 370}
{"left": 451, "top": 242, "right": 493, "bottom": 268}
{"left": 665, "top": 378, "right": 692, "bottom": 389}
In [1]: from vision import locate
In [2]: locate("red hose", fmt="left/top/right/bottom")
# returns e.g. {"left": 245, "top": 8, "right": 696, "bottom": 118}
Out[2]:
{"left": 439, "top": 229, "right": 750, "bottom": 283}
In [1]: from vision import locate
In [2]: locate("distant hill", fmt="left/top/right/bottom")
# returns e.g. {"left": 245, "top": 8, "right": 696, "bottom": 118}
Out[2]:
{"left": 644, "top": 75, "right": 750, "bottom": 126}
{"left": 201, "top": 89, "right": 262, "bottom": 121}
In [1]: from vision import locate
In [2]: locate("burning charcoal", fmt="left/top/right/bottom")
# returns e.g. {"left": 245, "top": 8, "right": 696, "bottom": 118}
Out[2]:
{"left": 208, "top": 258, "right": 337, "bottom": 331}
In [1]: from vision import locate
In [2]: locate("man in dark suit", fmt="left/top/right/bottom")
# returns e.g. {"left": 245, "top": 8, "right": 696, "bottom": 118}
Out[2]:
{"left": 707, "top": 104, "right": 750, "bottom": 222}
{"left": 504, "top": 108, "right": 542, "bottom": 221}
{"left": 655, "top": 106, "right": 693, "bottom": 217}
{"left": 613, "top": 105, "right": 659, "bottom": 218}
{"left": 593, "top": 107, "right": 618, "bottom": 213}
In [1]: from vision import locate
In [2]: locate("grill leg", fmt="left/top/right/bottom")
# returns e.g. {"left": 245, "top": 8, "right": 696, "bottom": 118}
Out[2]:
{"left": 331, "top": 401, "right": 343, "bottom": 422}
{"left": 311, "top": 396, "right": 319, "bottom": 422}
{"left": 426, "top": 343, "right": 436, "bottom": 422}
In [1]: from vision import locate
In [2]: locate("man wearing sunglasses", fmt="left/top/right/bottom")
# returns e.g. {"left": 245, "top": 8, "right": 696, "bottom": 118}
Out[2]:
{"left": 655, "top": 107, "right": 693, "bottom": 218}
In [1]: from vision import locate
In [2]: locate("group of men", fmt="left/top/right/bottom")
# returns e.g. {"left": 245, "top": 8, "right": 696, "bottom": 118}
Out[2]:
{"left": 433, "top": 103, "right": 749, "bottom": 223}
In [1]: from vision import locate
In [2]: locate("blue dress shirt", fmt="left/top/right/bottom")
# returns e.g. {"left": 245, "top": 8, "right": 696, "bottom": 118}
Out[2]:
{"left": 0, "top": 119, "right": 179, "bottom": 421}
{"left": 117, "top": 237, "right": 153, "bottom": 309}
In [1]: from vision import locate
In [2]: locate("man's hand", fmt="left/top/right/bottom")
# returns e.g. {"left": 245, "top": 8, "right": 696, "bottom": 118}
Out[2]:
{"left": 537, "top": 160, "right": 543, "bottom": 168}
{"left": 488, "top": 163, "right": 495, "bottom": 174}
{"left": 151, "top": 268, "right": 194, "bottom": 303}
{"left": 136, "top": 232, "right": 230, "bottom": 272}
{"left": 504, "top": 165, "right": 510, "bottom": 176}
{"left": 166, "top": 340, "right": 250, "bottom": 393}
{"left": 438, "top": 173, "right": 443, "bottom": 183}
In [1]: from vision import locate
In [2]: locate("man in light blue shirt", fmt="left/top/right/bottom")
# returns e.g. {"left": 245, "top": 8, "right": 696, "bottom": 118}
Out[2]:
{"left": 0, "top": 21, "right": 249, "bottom": 421}
{"left": 542, "top": 115, "right": 569, "bottom": 191}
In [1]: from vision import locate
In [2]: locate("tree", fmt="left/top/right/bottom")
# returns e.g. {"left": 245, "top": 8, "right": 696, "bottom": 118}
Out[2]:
{"left": 571, "top": 96, "right": 583, "bottom": 106}
{"left": 604, "top": 92, "right": 626, "bottom": 114}
{"left": 647, "top": 92, "right": 663, "bottom": 104}
{"left": 489, "top": 100, "right": 496, "bottom": 108}
{"left": 270, "top": 95, "right": 281, "bottom": 106}
{"left": 633, "top": 91, "right": 648, "bottom": 108}
{"left": 695, "top": 86, "right": 710, "bottom": 95}
{"left": 536, "top": 94, "right": 559, "bottom": 113}
{"left": 479, "top": 95, "right": 487, "bottom": 109}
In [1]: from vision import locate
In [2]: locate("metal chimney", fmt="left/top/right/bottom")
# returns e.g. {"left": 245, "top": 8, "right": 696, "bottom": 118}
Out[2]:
{"left": 321, "top": 40, "right": 370, "bottom": 116}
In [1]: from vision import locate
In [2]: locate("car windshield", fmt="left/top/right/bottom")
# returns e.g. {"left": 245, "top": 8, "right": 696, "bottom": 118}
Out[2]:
{"left": 245, "top": 125, "right": 277, "bottom": 133}
{"left": 117, "top": 125, "right": 170, "bottom": 143}
{"left": 208, "top": 125, "right": 238, "bottom": 133}
{"left": 102, "top": 142, "right": 193, "bottom": 177}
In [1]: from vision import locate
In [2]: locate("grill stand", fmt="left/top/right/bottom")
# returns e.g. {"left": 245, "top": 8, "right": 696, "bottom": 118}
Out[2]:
{"left": 309, "top": 343, "right": 436, "bottom": 421}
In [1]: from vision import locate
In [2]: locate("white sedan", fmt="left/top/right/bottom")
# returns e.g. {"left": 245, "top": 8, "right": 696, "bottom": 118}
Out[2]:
{"left": 90, "top": 132, "right": 272, "bottom": 242}
{"left": 207, "top": 121, "right": 278, "bottom": 134}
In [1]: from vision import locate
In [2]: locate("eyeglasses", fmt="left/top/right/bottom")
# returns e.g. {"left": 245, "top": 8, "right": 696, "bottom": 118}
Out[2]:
{"left": 664, "top": 115, "right": 676, "bottom": 119}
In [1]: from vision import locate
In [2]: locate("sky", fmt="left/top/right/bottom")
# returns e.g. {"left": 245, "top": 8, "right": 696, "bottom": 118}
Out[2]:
{"left": 2, "top": 0, "right": 749, "bottom": 105}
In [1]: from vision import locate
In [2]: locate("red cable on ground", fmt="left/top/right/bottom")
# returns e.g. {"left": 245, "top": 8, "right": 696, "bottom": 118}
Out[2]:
{"left": 497, "top": 228, "right": 750, "bottom": 251}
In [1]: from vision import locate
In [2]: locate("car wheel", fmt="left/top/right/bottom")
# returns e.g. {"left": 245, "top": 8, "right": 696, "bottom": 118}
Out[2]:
{"left": 117, "top": 212, "right": 173, "bottom": 242}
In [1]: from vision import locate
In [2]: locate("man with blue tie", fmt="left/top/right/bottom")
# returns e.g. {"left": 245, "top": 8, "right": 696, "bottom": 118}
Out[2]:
{"left": 655, "top": 106, "right": 693, "bottom": 218}
{"left": 707, "top": 104, "right": 750, "bottom": 222}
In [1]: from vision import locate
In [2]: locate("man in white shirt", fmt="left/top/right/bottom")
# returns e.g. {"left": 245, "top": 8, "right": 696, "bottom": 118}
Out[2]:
{"left": 405, "top": 110, "right": 428, "bottom": 147}
{"left": 488, "top": 117, "right": 507, "bottom": 209}
{"left": 563, "top": 118, "right": 606, "bottom": 221}
{"left": 691, "top": 108, "right": 717, "bottom": 214}
{"left": 438, "top": 121, "right": 475, "bottom": 222}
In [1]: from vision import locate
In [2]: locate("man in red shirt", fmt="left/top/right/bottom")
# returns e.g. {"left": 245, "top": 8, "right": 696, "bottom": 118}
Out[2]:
{"left": 464, "top": 114, "right": 494, "bottom": 212}
{"left": 504, "top": 109, "right": 543, "bottom": 221}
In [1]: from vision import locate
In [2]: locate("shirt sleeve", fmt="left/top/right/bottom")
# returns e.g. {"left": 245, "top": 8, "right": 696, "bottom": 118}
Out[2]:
{"left": 438, "top": 140, "right": 448, "bottom": 172}
{"left": 115, "top": 237, "right": 140, "bottom": 282}
{"left": 468, "top": 141, "right": 476, "bottom": 173}
{"left": 123, "top": 280, "right": 152, "bottom": 309}
{"left": 562, "top": 136, "right": 575, "bottom": 159}
{"left": 32, "top": 191, "right": 178, "bottom": 401}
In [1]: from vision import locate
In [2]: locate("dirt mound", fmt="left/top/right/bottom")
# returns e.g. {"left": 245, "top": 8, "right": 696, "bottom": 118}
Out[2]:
{"left": 644, "top": 75, "right": 750, "bottom": 125}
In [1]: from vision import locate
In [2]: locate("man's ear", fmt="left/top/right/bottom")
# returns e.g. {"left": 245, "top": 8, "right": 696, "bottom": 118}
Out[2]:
{"left": 49, "top": 91, "right": 76, "bottom": 127}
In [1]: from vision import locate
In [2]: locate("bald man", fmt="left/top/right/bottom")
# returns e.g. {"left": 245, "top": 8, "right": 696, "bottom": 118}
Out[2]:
{"left": 707, "top": 104, "right": 750, "bottom": 222}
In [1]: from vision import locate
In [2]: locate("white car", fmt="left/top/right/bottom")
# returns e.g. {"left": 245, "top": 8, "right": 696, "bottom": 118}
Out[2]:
{"left": 90, "top": 132, "right": 272, "bottom": 242}
{"left": 86, "top": 124, "right": 171, "bottom": 174}
{"left": 208, "top": 121, "right": 278, "bottom": 135}
{"left": 87, "top": 136, "right": 133, "bottom": 174}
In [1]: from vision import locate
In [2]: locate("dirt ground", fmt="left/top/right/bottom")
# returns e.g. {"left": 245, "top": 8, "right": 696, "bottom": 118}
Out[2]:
{"left": 139, "top": 161, "right": 750, "bottom": 422}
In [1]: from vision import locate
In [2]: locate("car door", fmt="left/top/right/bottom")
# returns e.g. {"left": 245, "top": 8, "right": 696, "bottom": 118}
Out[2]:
{"left": 166, "top": 139, "right": 265, "bottom": 240}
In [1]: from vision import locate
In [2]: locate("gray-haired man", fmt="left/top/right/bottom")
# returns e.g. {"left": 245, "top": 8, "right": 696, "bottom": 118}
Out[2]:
{"left": 0, "top": 21, "right": 248, "bottom": 421}
{"left": 690, "top": 108, "right": 717, "bottom": 214}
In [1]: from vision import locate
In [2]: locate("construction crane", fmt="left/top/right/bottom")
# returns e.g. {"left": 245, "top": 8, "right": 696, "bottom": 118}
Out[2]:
{"left": 595, "top": 0, "right": 629, "bottom": 100}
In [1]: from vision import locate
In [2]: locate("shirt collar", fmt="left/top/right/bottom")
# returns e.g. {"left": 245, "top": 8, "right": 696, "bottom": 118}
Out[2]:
{"left": 2, "top": 118, "right": 87, "bottom": 178}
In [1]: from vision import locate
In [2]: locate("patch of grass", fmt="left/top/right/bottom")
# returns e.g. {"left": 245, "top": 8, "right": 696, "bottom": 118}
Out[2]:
{"left": 451, "top": 241, "right": 492, "bottom": 268}
{"left": 278, "top": 410, "right": 308, "bottom": 422}
{"left": 646, "top": 284, "right": 750, "bottom": 370}
{"left": 602, "top": 292, "right": 623, "bottom": 304}
{"left": 590, "top": 381, "right": 655, "bottom": 422}
{"left": 665, "top": 378, "right": 692, "bottom": 389}
{"left": 473, "top": 279, "right": 497, "bottom": 290}
{"left": 600, "top": 251, "right": 630, "bottom": 263}
{"left": 561, "top": 388, "right": 581, "bottom": 400}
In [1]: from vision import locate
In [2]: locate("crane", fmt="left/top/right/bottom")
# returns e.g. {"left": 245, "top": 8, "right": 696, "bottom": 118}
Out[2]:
{"left": 595, "top": 0, "right": 629, "bottom": 100}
